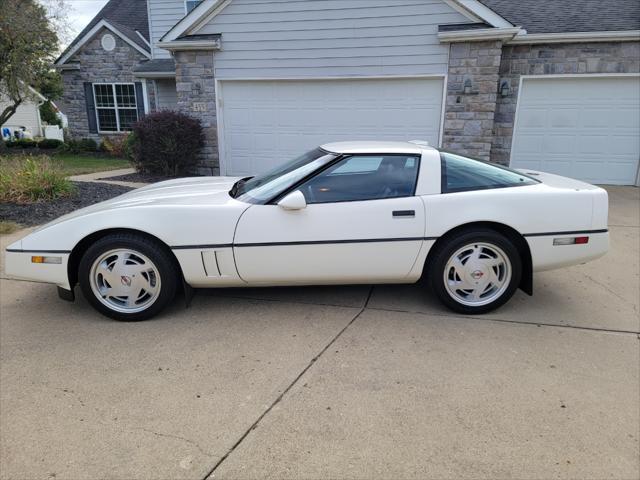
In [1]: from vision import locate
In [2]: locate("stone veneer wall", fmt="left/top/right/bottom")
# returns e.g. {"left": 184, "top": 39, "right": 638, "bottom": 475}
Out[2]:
{"left": 441, "top": 40, "right": 503, "bottom": 160}
{"left": 60, "top": 27, "right": 148, "bottom": 140}
{"left": 174, "top": 51, "right": 219, "bottom": 175}
{"left": 491, "top": 41, "right": 640, "bottom": 165}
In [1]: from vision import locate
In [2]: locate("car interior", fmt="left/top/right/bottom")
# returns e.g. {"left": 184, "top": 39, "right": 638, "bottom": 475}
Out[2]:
{"left": 301, "top": 155, "right": 420, "bottom": 203}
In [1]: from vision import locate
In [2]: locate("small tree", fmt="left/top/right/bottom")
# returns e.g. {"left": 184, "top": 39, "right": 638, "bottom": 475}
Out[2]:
{"left": 0, "top": 0, "right": 60, "bottom": 125}
{"left": 129, "top": 111, "right": 204, "bottom": 175}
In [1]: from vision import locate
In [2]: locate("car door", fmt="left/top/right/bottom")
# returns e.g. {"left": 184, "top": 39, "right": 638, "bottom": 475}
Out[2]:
{"left": 233, "top": 154, "right": 426, "bottom": 285}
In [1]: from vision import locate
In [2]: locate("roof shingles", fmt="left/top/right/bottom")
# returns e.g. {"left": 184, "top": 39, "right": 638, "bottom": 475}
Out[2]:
{"left": 479, "top": 0, "right": 640, "bottom": 34}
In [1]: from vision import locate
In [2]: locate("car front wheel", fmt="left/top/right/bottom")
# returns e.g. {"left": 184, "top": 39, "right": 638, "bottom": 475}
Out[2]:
{"left": 429, "top": 230, "right": 522, "bottom": 315}
{"left": 78, "top": 233, "right": 178, "bottom": 321}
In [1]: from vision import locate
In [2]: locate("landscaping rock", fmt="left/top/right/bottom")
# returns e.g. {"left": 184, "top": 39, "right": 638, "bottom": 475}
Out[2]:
{"left": 0, "top": 182, "right": 133, "bottom": 227}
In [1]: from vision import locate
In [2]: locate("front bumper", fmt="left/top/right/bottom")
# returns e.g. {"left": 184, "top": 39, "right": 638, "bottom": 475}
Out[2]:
{"left": 4, "top": 250, "right": 71, "bottom": 289}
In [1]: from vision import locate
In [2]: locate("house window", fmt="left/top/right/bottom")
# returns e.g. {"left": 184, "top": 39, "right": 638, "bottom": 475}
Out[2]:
{"left": 185, "top": 0, "right": 202, "bottom": 13}
{"left": 93, "top": 83, "right": 138, "bottom": 133}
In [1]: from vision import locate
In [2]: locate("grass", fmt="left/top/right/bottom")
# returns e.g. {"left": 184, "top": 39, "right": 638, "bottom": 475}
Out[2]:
{"left": 0, "top": 221, "right": 21, "bottom": 235}
{"left": 53, "top": 153, "right": 131, "bottom": 176}
{"left": 0, "top": 155, "right": 76, "bottom": 203}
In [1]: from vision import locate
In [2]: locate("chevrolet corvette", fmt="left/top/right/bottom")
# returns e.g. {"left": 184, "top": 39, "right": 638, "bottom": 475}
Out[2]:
{"left": 5, "top": 141, "right": 609, "bottom": 321}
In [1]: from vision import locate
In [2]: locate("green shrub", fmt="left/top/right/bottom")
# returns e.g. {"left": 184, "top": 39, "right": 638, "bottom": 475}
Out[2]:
{"left": 37, "top": 139, "right": 64, "bottom": 149}
{"left": 129, "top": 111, "right": 203, "bottom": 175}
{"left": 5, "top": 140, "right": 20, "bottom": 148}
{"left": 63, "top": 138, "right": 98, "bottom": 153}
{"left": 99, "top": 134, "right": 130, "bottom": 157}
{"left": 39, "top": 101, "right": 62, "bottom": 127}
{"left": 0, "top": 155, "right": 76, "bottom": 203}
{"left": 17, "top": 138, "right": 37, "bottom": 149}
{"left": 79, "top": 138, "right": 98, "bottom": 152}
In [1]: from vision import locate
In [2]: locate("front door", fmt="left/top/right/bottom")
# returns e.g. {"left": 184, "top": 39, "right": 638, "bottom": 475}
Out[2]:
{"left": 233, "top": 154, "right": 426, "bottom": 284}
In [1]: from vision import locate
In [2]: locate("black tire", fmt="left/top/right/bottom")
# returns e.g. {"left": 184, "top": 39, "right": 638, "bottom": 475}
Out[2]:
{"left": 78, "top": 233, "right": 178, "bottom": 321}
{"left": 428, "top": 229, "right": 522, "bottom": 315}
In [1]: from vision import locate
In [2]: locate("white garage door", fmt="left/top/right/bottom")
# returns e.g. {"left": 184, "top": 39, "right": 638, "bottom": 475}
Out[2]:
{"left": 219, "top": 78, "right": 444, "bottom": 176}
{"left": 511, "top": 76, "right": 640, "bottom": 185}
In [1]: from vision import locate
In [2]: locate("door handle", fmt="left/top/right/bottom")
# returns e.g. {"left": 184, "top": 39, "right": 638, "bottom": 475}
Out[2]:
{"left": 392, "top": 210, "right": 415, "bottom": 218}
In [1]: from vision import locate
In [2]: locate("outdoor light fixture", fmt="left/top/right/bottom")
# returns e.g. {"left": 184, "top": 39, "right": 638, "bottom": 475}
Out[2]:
{"left": 194, "top": 82, "right": 202, "bottom": 94}
{"left": 499, "top": 79, "right": 511, "bottom": 97}
{"left": 463, "top": 78, "right": 473, "bottom": 94}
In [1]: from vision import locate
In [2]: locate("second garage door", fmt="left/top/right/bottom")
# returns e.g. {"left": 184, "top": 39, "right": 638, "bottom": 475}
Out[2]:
{"left": 218, "top": 77, "right": 444, "bottom": 176}
{"left": 510, "top": 76, "right": 640, "bottom": 185}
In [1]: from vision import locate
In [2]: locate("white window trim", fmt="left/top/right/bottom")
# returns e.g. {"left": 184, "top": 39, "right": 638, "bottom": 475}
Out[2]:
{"left": 92, "top": 82, "right": 139, "bottom": 134}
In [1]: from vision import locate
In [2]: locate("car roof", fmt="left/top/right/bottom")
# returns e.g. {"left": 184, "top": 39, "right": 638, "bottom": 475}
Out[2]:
{"left": 320, "top": 141, "right": 435, "bottom": 155}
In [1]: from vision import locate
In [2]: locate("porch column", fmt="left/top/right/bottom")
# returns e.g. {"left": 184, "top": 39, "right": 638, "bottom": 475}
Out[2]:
{"left": 174, "top": 50, "right": 219, "bottom": 175}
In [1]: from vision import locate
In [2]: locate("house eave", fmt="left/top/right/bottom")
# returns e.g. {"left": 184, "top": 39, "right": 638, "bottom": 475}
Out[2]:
{"left": 508, "top": 30, "right": 640, "bottom": 44}
{"left": 133, "top": 71, "right": 177, "bottom": 79}
{"left": 158, "top": 39, "right": 222, "bottom": 51}
{"left": 438, "top": 27, "right": 524, "bottom": 42}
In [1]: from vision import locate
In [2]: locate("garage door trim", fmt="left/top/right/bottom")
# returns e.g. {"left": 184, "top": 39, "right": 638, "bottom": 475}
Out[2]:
{"left": 215, "top": 74, "right": 447, "bottom": 176}
{"left": 509, "top": 73, "right": 640, "bottom": 186}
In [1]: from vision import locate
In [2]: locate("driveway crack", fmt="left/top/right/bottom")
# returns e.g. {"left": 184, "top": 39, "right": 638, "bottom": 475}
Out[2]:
{"left": 133, "top": 427, "right": 211, "bottom": 457}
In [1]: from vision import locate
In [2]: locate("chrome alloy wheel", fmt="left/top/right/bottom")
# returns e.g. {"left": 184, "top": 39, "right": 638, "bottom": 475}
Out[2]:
{"left": 89, "top": 249, "right": 162, "bottom": 314}
{"left": 443, "top": 242, "right": 511, "bottom": 307}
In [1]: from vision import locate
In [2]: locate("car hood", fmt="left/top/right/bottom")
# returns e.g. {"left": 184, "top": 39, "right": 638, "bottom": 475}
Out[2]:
{"left": 33, "top": 176, "right": 243, "bottom": 232}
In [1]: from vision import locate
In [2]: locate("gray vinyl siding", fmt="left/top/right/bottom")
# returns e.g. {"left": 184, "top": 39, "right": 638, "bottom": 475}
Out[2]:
{"left": 195, "top": 0, "right": 471, "bottom": 78}
{"left": 148, "top": 0, "right": 187, "bottom": 58}
{"left": 155, "top": 79, "right": 179, "bottom": 109}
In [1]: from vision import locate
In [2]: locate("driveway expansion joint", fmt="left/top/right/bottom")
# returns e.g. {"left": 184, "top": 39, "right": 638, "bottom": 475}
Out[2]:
{"left": 201, "top": 286, "right": 375, "bottom": 480}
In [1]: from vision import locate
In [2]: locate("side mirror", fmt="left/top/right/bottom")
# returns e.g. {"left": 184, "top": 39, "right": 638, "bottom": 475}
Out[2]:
{"left": 278, "top": 190, "right": 307, "bottom": 210}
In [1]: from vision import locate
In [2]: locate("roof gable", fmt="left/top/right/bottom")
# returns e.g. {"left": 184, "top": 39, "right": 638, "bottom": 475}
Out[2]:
{"left": 56, "top": 0, "right": 149, "bottom": 65}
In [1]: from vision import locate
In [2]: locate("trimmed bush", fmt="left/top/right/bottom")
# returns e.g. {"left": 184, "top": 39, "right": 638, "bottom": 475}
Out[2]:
{"left": 62, "top": 138, "right": 98, "bottom": 153}
{"left": 16, "top": 138, "right": 37, "bottom": 149}
{"left": 100, "top": 134, "right": 130, "bottom": 158}
{"left": 37, "top": 139, "right": 64, "bottom": 150}
{"left": 129, "top": 111, "right": 204, "bottom": 175}
{"left": 0, "top": 154, "right": 75, "bottom": 203}
{"left": 79, "top": 138, "right": 98, "bottom": 152}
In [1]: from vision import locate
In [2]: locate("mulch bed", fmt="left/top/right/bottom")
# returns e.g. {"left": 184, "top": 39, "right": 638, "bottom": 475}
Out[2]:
{"left": 0, "top": 182, "right": 134, "bottom": 227}
{"left": 100, "top": 172, "right": 200, "bottom": 183}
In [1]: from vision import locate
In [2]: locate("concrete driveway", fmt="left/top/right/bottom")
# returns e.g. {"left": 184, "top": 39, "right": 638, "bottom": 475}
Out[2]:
{"left": 1, "top": 186, "right": 638, "bottom": 480}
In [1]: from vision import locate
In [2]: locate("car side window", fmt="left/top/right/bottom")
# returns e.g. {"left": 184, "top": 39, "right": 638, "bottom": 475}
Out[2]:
{"left": 299, "top": 155, "right": 420, "bottom": 204}
{"left": 440, "top": 151, "right": 539, "bottom": 193}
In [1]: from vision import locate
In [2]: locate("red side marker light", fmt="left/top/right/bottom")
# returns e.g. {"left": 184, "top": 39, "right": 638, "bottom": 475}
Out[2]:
{"left": 574, "top": 236, "right": 589, "bottom": 244}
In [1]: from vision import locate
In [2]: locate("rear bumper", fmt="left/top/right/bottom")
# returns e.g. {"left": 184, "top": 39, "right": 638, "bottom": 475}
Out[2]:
{"left": 527, "top": 231, "right": 609, "bottom": 272}
{"left": 4, "top": 250, "right": 71, "bottom": 289}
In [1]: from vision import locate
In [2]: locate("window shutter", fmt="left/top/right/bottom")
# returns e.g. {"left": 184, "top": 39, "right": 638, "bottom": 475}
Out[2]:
{"left": 134, "top": 82, "right": 145, "bottom": 119}
{"left": 84, "top": 83, "right": 98, "bottom": 133}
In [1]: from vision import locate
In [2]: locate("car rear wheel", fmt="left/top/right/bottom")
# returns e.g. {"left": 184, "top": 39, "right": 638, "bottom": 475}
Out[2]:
{"left": 428, "top": 230, "right": 522, "bottom": 315}
{"left": 78, "top": 233, "right": 178, "bottom": 321}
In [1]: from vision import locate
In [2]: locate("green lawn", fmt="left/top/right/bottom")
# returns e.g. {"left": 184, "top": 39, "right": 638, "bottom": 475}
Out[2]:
{"left": 53, "top": 154, "right": 131, "bottom": 176}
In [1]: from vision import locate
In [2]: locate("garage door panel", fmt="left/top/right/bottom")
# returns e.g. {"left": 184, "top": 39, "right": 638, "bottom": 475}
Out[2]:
{"left": 511, "top": 77, "right": 640, "bottom": 185}
{"left": 220, "top": 78, "right": 444, "bottom": 175}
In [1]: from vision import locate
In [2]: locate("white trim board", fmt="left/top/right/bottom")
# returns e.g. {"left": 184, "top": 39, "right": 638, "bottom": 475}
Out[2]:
{"left": 444, "top": 0, "right": 513, "bottom": 28}
{"left": 56, "top": 19, "right": 151, "bottom": 65}
{"left": 214, "top": 74, "right": 447, "bottom": 176}
{"left": 509, "top": 30, "right": 640, "bottom": 44}
{"left": 161, "top": 0, "right": 230, "bottom": 42}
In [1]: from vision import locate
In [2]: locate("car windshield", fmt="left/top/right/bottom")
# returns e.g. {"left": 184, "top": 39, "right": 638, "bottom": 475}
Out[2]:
{"left": 231, "top": 148, "right": 338, "bottom": 203}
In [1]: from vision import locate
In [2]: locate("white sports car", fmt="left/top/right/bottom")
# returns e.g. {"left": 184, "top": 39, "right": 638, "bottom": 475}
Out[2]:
{"left": 5, "top": 141, "right": 609, "bottom": 321}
